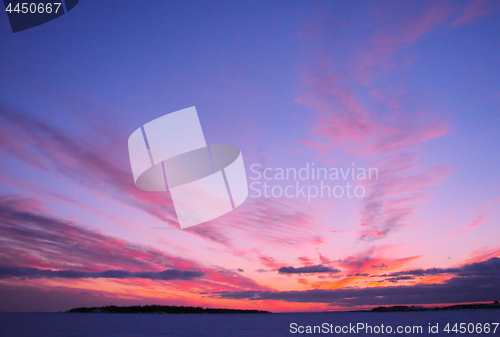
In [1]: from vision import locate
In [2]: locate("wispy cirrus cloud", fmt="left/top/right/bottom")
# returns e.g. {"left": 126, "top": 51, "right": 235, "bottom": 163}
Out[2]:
{"left": 465, "top": 215, "right": 486, "bottom": 228}
{"left": 0, "top": 195, "right": 175, "bottom": 271}
{"left": 462, "top": 247, "right": 500, "bottom": 265}
{"left": 184, "top": 198, "right": 324, "bottom": 254}
{"left": 258, "top": 255, "right": 287, "bottom": 270}
{"left": 296, "top": 3, "right": 456, "bottom": 241}
{"left": 226, "top": 199, "right": 323, "bottom": 248}
{"left": 0, "top": 103, "right": 176, "bottom": 223}
{"left": 0, "top": 195, "right": 268, "bottom": 293}
{"left": 441, "top": 214, "right": 488, "bottom": 240}
{"left": 451, "top": 0, "right": 500, "bottom": 27}
{"left": 0, "top": 104, "right": 323, "bottom": 250}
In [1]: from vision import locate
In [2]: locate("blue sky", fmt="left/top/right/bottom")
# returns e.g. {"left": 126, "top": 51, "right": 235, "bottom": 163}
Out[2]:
{"left": 0, "top": 0, "right": 499, "bottom": 312}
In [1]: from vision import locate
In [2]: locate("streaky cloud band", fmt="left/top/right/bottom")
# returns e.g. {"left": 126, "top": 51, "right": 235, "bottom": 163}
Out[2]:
{"left": 0, "top": 267, "right": 204, "bottom": 281}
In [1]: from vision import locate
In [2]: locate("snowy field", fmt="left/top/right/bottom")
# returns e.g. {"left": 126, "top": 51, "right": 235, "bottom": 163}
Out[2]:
{"left": 0, "top": 309, "right": 499, "bottom": 336}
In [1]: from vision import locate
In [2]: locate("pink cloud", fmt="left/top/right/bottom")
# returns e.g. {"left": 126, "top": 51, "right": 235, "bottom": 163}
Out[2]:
{"left": 0, "top": 196, "right": 270, "bottom": 294}
{"left": 440, "top": 214, "right": 489, "bottom": 241}
{"left": 465, "top": 215, "right": 486, "bottom": 228}
{"left": 0, "top": 104, "right": 327, "bottom": 250}
{"left": 298, "top": 256, "right": 314, "bottom": 266}
{"left": 296, "top": 5, "right": 454, "bottom": 241}
{"left": 189, "top": 198, "right": 324, "bottom": 251}
{"left": 354, "top": 2, "right": 455, "bottom": 82}
{"left": 464, "top": 246, "right": 500, "bottom": 264}
{"left": 0, "top": 104, "right": 177, "bottom": 225}
{"left": 258, "top": 255, "right": 288, "bottom": 270}
{"left": 452, "top": 0, "right": 500, "bottom": 26}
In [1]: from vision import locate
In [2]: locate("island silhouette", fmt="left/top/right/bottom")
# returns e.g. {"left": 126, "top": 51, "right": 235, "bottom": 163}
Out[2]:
{"left": 66, "top": 301, "right": 499, "bottom": 314}
{"left": 67, "top": 305, "right": 270, "bottom": 314}
{"left": 369, "top": 301, "right": 500, "bottom": 312}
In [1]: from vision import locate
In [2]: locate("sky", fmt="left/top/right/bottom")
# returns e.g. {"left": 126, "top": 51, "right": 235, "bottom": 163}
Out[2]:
{"left": 0, "top": 0, "right": 499, "bottom": 312}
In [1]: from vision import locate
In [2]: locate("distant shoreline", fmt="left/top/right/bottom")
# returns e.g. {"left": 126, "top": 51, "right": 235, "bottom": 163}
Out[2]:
{"left": 364, "top": 302, "right": 500, "bottom": 313}
{"left": 66, "top": 305, "right": 270, "bottom": 314}
{"left": 65, "top": 302, "right": 500, "bottom": 314}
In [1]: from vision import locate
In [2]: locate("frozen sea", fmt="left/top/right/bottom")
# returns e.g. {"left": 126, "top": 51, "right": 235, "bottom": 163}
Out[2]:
{"left": 0, "top": 309, "right": 499, "bottom": 336}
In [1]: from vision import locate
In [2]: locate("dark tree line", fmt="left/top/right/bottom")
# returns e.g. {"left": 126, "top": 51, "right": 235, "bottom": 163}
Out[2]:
{"left": 67, "top": 305, "right": 270, "bottom": 314}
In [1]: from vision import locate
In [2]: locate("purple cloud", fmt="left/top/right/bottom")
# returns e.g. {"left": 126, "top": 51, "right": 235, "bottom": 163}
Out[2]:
{"left": 213, "top": 258, "right": 500, "bottom": 306}
{"left": 278, "top": 265, "right": 340, "bottom": 274}
{"left": 0, "top": 267, "right": 204, "bottom": 281}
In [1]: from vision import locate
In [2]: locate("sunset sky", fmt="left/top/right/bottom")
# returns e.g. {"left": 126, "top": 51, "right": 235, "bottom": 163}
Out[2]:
{"left": 0, "top": 0, "right": 499, "bottom": 312}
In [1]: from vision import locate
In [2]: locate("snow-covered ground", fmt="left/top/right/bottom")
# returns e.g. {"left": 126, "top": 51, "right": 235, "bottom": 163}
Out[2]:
{"left": 0, "top": 309, "right": 498, "bottom": 336}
